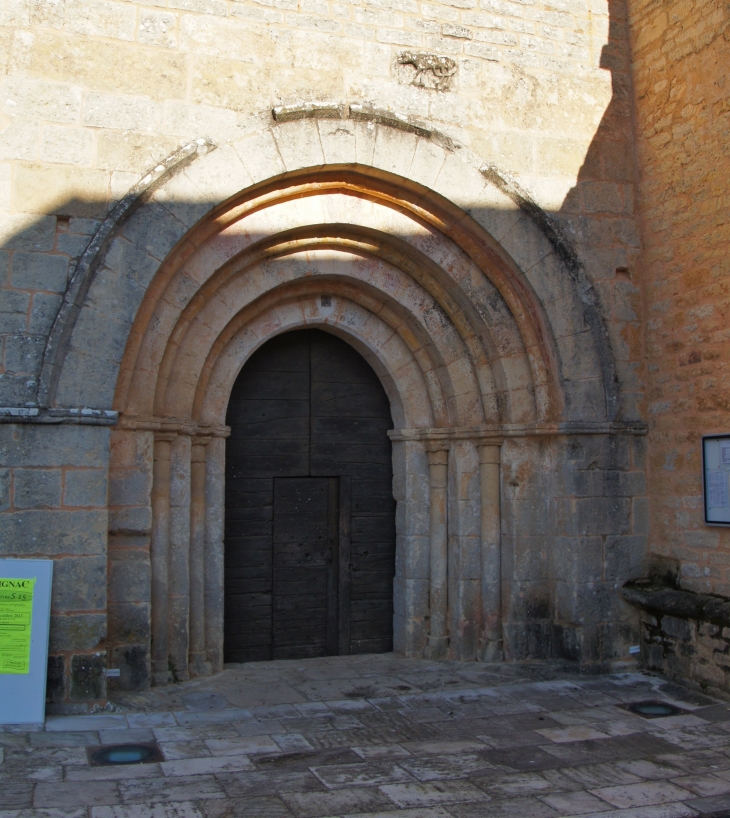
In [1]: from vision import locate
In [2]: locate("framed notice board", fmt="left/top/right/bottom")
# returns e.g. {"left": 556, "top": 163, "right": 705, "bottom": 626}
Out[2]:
{"left": 0, "top": 559, "right": 53, "bottom": 724}
{"left": 703, "top": 435, "right": 730, "bottom": 526}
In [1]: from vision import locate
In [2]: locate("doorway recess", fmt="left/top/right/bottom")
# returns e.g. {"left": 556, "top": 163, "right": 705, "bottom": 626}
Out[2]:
{"left": 224, "top": 329, "right": 396, "bottom": 662}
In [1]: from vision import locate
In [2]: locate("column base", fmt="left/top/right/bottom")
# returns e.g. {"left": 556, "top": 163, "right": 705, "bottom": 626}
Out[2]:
{"left": 189, "top": 654, "right": 212, "bottom": 677}
{"left": 478, "top": 640, "right": 503, "bottom": 662}
{"left": 151, "top": 669, "right": 172, "bottom": 686}
{"left": 425, "top": 635, "right": 450, "bottom": 660}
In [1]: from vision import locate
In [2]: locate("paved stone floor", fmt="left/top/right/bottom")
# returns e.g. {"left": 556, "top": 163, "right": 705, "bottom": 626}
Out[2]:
{"left": 4, "top": 654, "right": 730, "bottom": 818}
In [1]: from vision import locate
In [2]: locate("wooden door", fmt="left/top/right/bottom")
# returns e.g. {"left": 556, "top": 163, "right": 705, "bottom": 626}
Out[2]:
{"left": 272, "top": 477, "right": 339, "bottom": 659}
{"left": 224, "top": 329, "right": 395, "bottom": 663}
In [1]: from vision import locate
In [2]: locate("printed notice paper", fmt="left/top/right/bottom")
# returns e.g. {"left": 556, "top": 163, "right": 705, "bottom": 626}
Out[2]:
{"left": 708, "top": 471, "right": 729, "bottom": 509}
{"left": 0, "top": 578, "right": 35, "bottom": 674}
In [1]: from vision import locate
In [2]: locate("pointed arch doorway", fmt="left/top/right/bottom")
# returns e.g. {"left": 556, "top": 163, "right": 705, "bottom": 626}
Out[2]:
{"left": 223, "top": 329, "right": 396, "bottom": 663}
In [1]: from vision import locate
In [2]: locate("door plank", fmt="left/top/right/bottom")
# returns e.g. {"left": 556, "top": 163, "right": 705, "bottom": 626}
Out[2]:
{"left": 338, "top": 476, "right": 351, "bottom": 656}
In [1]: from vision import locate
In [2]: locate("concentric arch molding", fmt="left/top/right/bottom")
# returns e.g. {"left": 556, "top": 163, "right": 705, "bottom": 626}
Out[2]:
{"left": 27, "top": 105, "right": 624, "bottom": 433}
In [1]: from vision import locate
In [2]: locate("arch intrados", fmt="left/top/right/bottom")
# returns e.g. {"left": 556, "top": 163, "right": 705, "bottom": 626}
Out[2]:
{"left": 117, "top": 165, "right": 562, "bottom": 419}
{"left": 180, "top": 273, "right": 454, "bottom": 425}
{"left": 147, "top": 226, "right": 517, "bottom": 421}
{"left": 202, "top": 168, "right": 560, "bottom": 379}
{"left": 199, "top": 296, "right": 436, "bottom": 429}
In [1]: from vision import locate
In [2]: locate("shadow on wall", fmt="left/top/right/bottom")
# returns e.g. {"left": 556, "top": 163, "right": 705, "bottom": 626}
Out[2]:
{"left": 0, "top": 0, "right": 648, "bottom": 709}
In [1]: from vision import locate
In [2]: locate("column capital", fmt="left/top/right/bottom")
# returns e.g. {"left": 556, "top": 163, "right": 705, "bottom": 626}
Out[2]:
{"left": 154, "top": 432, "right": 177, "bottom": 444}
{"left": 426, "top": 446, "right": 449, "bottom": 466}
{"left": 478, "top": 443, "right": 500, "bottom": 465}
{"left": 191, "top": 436, "right": 211, "bottom": 460}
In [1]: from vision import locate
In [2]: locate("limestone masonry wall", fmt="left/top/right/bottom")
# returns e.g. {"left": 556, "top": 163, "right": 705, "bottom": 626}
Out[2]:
{"left": 627, "top": 0, "right": 730, "bottom": 694}
{"left": 630, "top": 0, "right": 730, "bottom": 594}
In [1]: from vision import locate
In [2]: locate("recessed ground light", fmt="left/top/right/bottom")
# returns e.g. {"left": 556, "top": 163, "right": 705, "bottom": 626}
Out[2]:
{"left": 624, "top": 701, "right": 685, "bottom": 719}
{"left": 88, "top": 742, "right": 163, "bottom": 766}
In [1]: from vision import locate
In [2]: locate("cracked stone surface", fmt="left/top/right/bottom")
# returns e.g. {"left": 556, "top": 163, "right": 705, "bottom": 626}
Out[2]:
{"left": 4, "top": 654, "right": 730, "bottom": 817}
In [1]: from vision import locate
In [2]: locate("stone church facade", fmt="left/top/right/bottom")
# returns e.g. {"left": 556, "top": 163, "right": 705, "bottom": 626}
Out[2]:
{"left": 0, "top": 0, "right": 727, "bottom": 711}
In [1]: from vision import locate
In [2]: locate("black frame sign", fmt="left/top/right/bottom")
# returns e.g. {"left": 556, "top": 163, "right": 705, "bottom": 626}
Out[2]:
{"left": 702, "top": 435, "right": 730, "bottom": 526}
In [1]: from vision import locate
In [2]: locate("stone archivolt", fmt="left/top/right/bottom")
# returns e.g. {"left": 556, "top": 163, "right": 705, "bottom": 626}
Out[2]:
{"left": 34, "top": 115, "right": 635, "bottom": 686}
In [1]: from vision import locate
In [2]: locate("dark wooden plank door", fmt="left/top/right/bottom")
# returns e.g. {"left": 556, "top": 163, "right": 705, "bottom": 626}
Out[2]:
{"left": 223, "top": 332, "right": 310, "bottom": 663}
{"left": 309, "top": 332, "right": 396, "bottom": 655}
{"left": 224, "top": 329, "right": 395, "bottom": 663}
{"left": 272, "top": 477, "right": 339, "bottom": 659}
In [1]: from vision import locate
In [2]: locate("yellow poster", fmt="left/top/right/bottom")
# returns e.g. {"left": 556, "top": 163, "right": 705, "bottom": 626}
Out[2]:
{"left": 0, "top": 578, "right": 35, "bottom": 674}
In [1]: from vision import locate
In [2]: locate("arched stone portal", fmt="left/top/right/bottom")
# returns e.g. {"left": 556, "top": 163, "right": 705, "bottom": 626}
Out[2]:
{"left": 36, "top": 113, "right": 640, "bottom": 690}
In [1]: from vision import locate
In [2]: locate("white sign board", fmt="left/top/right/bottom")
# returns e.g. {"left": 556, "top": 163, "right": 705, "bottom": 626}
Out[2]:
{"left": 703, "top": 436, "right": 730, "bottom": 526}
{"left": 0, "top": 559, "right": 53, "bottom": 725}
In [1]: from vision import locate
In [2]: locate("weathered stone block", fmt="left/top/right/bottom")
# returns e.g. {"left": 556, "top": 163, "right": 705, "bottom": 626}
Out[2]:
{"left": 567, "top": 497, "right": 631, "bottom": 537}
{"left": 11, "top": 252, "right": 68, "bottom": 293}
{"left": 109, "top": 644, "right": 150, "bottom": 692}
{"left": 108, "top": 506, "right": 153, "bottom": 535}
{"left": 96, "top": 130, "right": 179, "bottom": 174}
{"left": 604, "top": 534, "right": 647, "bottom": 580}
{"left": 0, "top": 469, "right": 9, "bottom": 512}
{"left": 121, "top": 201, "right": 188, "bottom": 263}
{"left": 603, "top": 470, "right": 646, "bottom": 497}
{"left": 46, "top": 654, "right": 66, "bottom": 704}
{"left": 29, "top": 293, "right": 63, "bottom": 335}
{"left": 553, "top": 536, "right": 603, "bottom": 584}
{"left": 0, "top": 290, "right": 30, "bottom": 333}
{"left": 109, "top": 459, "right": 152, "bottom": 506}
{"left": 109, "top": 549, "right": 151, "bottom": 604}
{"left": 511, "top": 498, "right": 551, "bottom": 538}
{"left": 0, "top": 510, "right": 107, "bottom": 556}
{"left": 505, "top": 621, "right": 553, "bottom": 661}
{"left": 0, "top": 213, "right": 56, "bottom": 252}
{"left": 0, "top": 373, "right": 35, "bottom": 405}
{"left": 13, "top": 162, "right": 110, "bottom": 219}
{"left": 82, "top": 93, "right": 157, "bottom": 131}
{"left": 14, "top": 468, "right": 62, "bottom": 509}
{"left": 40, "top": 126, "right": 94, "bottom": 166}
{"left": 396, "top": 534, "right": 429, "bottom": 579}
{"left": 68, "top": 305, "right": 130, "bottom": 364}
{"left": 139, "top": 9, "right": 178, "bottom": 48}
{"left": 50, "top": 613, "right": 106, "bottom": 651}
{"left": 0, "top": 77, "right": 82, "bottom": 124}
{"left": 64, "top": 469, "right": 108, "bottom": 508}
{"left": 56, "top": 234, "right": 91, "bottom": 259}
{"left": 70, "top": 653, "right": 106, "bottom": 702}
{"left": 557, "top": 466, "right": 603, "bottom": 497}
{"left": 108, "top": 602, "right": 151, "bottom": 644}
{"left": 84, "top": 268, "right": 146, "bottom": 329}
{"left": 563, "top": 378, "right": 607, "bottom": 422}
{"left": 55, "top": 349, "right": 122, "bottom": 408}
{"left": 0, "top": 425, "right": 110, "bottom": 469}
{"left": 51, "top": 556, "right": 107, "bottom": 612}
{"left": 4, "top": 334, "right": 46, "bottom": 375}
{"left": 0, "top": 119, "right": 40, "bottom": 162}
{"left": 28, "top": 29, "right": 186, "bottom": 99}
{"left": 661, "top": 615, "right": 695, "bottom": 641}
{"left": 558, "top": 581, "right": 623, "bottom": 624}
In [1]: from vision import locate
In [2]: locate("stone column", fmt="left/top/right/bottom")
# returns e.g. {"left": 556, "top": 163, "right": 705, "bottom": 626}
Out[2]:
{"left": 205, "top": 436, "right": 226, "bottom": 672}
{"left": 150, "top": 433, "right": 174, "bottom": 686}
{"left": 189, "top": 436, "right": 211, "bottom": 676}
{"left": 168, "top": 434, "right": 191, "bottom": 682}
{"left": 425, "top": 444, "right": 450, "bottom": 660}
{"left": 479, "top": 443, "right": 503, "bottom": 661}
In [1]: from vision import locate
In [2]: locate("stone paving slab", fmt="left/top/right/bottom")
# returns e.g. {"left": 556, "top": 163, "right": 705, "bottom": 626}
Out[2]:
{"left": 3, "top": 654, "right": 730, "bottom": 817}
